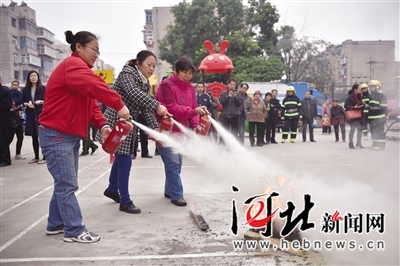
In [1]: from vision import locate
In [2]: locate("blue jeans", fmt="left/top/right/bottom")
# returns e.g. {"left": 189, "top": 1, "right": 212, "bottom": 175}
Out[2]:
{"left": 238, "top": 115, "right": 246, "bottom": 144}
{"left": 38, "top": 126, "right": 86, "bottom": 238}
{"left": 107, "top": 154, "right": 132, "bottom": 204}
{"left": 158, "top": 146, "right": 183, "bottom": 201}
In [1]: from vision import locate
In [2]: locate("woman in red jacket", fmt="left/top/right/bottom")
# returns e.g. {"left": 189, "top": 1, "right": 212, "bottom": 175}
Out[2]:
{"left": 155, "top": 57, "right": 207, "bottom": 207}
{"left": 38, "top": 30, "right": 130, "bottom": 243}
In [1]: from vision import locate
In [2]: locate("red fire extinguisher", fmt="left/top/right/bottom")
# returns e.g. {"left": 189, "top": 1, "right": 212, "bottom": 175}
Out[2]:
{"left": 102, "top": 118, "right": 134, "bottom": 154}
{"left": 195, "top": 114, "right": 212, "bottom": 136}
{"left": 155, "top": 116, "right": 174, "bottom": 147}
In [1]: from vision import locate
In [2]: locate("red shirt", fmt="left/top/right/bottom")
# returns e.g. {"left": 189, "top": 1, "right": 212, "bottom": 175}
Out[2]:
{"left": 39, "top": 53, "right": 124, "bottom": 138}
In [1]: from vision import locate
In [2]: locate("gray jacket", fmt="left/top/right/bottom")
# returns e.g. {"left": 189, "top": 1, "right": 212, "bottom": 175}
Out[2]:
{"left": 219, "top": 90, "right": 241, "bottom": 119}
{"left": 300, "top": 98, "right": 318, "bottom": 119}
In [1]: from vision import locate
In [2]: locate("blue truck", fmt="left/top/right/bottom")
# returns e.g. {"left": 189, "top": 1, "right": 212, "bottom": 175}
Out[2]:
{"left": 245, "top": 82, "right": 327, "bottom": 127}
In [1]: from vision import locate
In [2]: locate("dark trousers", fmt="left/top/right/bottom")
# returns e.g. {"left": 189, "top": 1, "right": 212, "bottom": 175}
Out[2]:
{"left": 220, "top": 116, "right": 239, "bottom": 144}
{"left": 31, "top": 131, "right": 45, "bottom": 160}
{"left": 249, "top": 122, "right": 264, "bottom": 146}
{"left": 82, "top": 127, "right": 98, "bottom": 154}
{"left": 209, "top": 124, "right": 218, "bottom": 141}
{"left": 370, "top": 117, "right": 386, "bottom": 149}
{"left": 322, "top": 126, "right": 331, "bottom": 134}
{"left": 349, "top": 120, "right": 362, "bottom": 146}
{"left": 302, "top": 118, "right": 315, "bottom": 141}
{"left": 9, "top": 124, "right": 24, "bottom": 155}
{"left": 334, "top": 124, "right": 346, "bottom": 140}
{"left": 282, "top": 117, "right": 299, "bottom": 139}
{"left": 265, "top": 117, "right": 277, "bottom": 142}
{"left": 90, "top": 124, "right": 98, "bottom": 141}
{"left": 0, "top": 125, "right": 11, "bottom": 164}
{"left": 134, "top": 114, "right": 149, "bottom": 157}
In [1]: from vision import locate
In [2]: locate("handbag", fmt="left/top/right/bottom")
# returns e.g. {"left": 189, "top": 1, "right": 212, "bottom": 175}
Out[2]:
{"left": 345, "top": 109, "right": 362, "bottom": 120}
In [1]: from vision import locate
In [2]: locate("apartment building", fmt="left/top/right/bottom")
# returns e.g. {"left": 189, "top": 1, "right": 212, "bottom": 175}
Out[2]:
{"left": 143, "top": 7, "right": 174, "bottom": 83}
{"left": 332, "top": 40, "right": 399, "bottom": 99}
{"left": 0, "top": 2, "right": 115, "bottom": 86}
{"left": 0, "top": 2, "right": 41, "bottom": 85}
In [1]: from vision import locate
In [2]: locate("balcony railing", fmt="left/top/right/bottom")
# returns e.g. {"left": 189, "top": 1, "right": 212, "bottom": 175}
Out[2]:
{"left": 21, "top": 54, "right": 41, "bottom": 67}
{"left": 38, "top": 45, "right": 57, "bottom": 58}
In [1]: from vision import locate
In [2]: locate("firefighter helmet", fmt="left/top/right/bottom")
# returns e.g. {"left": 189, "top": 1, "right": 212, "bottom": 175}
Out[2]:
{"left": 368, "top": 80, "right": 381, "bottom": 87}
{"left": 359, "top": 83, "right": 368, "bottom": 89}
{"left": 286, "top": 86, "right": 295, "bottom": 92}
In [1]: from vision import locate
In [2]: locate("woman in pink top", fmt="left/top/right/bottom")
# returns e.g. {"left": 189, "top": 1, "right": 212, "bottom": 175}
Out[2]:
{"left": 322, "top": 99, "right": 332, "bottom": 134}
{"left": 155, "top": 57, "right": 207, "bottom": 207}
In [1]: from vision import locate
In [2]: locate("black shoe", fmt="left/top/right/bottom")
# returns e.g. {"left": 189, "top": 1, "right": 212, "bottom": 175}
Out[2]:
{"left": 251, "top": 143, "right": 255, "bottom": 147}
{"left": 90, "top": 146, "right": 98, "bottom": 155}
{"left": 171, "top": 198, "right": 187, "bottom": 207}
{"left": 80, "top": 151, "right": 89, "bottom": 156}
{"left": 270, "top": 141, "right": 278, "bottom": 144}
{"left": 257, "top": 143, "right": 263, "bottom": 147}
{"left": 0, "top": 162, "right": 11, "bottom": 167}
{"left": 132, "top": 154, "right": 136, "bottom": 160}
{"left": 119, "top": 202, "right": 141, "bottom": 214}
{"left": 103, "top": 189, "right": 120, "bottom": 203}
{"left": 349, "top": 142, "right": 356, "bottom": 149}
{"left": 164, "top": 193, "right": 170, "bottom": 198}
{"left": 356, "top": 144, "right": 365, "bottom": 149}
{"left": 141, "top": 155, "right": 153, "bottom": 158}
{"left": 310, "top": 140, "right": 316, "bottom": 142}
{"left": 302, "top": 140, "right": 306, "bottom": 142}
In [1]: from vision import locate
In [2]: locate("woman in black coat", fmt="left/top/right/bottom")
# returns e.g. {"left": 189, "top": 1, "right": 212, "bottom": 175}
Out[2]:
{"left": 23, "top": 70, "right": 46, "bottom": 164}
{"left": 344, "top": 84, "right": 364, "bottom": 149}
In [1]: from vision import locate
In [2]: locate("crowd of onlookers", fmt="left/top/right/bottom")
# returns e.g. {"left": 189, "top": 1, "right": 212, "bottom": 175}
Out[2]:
{"left": 1, "top": 73, "right": 47, "bottom": 167}
{"left": 194, "top": 79, "right": 391, "bottom": 151}
{"left": 0, "top": 28, "right": 392, "bottom": 245}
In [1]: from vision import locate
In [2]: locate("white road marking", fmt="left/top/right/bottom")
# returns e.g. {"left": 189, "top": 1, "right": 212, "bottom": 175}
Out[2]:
{"left": 0, "top": 169, "right": 110, "bottom": 253}
{"left": 131, "top": 165, "right": 203, "bottom": 169}
{"left": 0, "top": 252, "right": 264, "bottom": 263}
{"left": 0, "top": 156, "right": 108, "bottom": 217}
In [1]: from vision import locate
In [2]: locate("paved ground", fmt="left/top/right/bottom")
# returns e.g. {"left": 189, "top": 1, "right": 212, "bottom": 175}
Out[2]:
{"left": 0, "top": 125, "right": 399, "bottom": 266}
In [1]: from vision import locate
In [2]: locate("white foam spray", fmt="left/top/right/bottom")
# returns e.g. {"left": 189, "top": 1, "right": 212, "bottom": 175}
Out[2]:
{"left": 132, "top": 118, "right": 398, "bottom": 265}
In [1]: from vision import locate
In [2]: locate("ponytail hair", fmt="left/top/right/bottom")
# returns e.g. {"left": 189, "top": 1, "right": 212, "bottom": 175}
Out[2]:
{"left": 65, "top": 30, "right": 97, "bottom": 52}
{"left": 127, "top": 50, "right": 156, "bottom": 67}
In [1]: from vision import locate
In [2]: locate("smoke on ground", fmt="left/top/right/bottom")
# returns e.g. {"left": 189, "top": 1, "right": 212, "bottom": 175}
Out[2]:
{"left": 132, "top": 118, "right": 398, "bottom": 265}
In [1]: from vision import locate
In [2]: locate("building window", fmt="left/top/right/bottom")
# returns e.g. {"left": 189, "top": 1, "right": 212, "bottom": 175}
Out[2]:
{"left": 36, "top": 28, "right": 43, "bottom": 36}
{"left": 19, "top": 18, "right": 26, "bottom": 29}
{"left": 12, "top": 36, "right": 18, "bottom": 45}
{"left": 41, "top": 60, "right": 53, "bottom": 71}
{"left": 11, "top": 17, "right": 17, "bottom": 28}
{"left": 18, "top": 18, "right": 36, "bottom": 34}
{"left": 20, "top": 37, "right": 37, "bottom": 50}
{"left": 13, "top": 53, "right": 19, "bottom": 63}
{"left": 14, "top": 71, "right": 19, "bottom": 80}
{"left": 146, "top": 12, "right": 152, "bottom": 23}
{"left": 23, "top": 70, "right": 29, "bottom": 81}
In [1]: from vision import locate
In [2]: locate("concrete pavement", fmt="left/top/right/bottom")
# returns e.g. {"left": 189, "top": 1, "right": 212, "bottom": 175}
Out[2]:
{"left": 0, "top": 127, "right": 399, "bottom": 265}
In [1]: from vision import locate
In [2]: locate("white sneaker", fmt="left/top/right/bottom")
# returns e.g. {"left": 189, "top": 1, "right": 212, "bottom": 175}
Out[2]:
{"left": 37, "top": 159, "right": 46, "bottom": 164}
{"left": 63, "top": 231, "right": 101, "bottom": 243}
{"left": 15, "top": 154, "right": 26, "bottom": 160}
{"left": 46, "top": 229, "right": 64, "bottom": 235}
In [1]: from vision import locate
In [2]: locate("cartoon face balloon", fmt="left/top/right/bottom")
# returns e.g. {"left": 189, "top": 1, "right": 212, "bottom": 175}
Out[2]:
{"left": 198, "top": 40, "right": 234, "bottom": 74}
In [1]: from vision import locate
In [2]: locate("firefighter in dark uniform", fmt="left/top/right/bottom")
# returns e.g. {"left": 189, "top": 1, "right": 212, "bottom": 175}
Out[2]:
{"left": 366, "top": 80, "right": 387, "bottom": 150}
{"left": 281, "top": 86, "right": 301, "bottom": 143}
{"left": 360, "top": 83, "right": 371, "bottom": 141}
